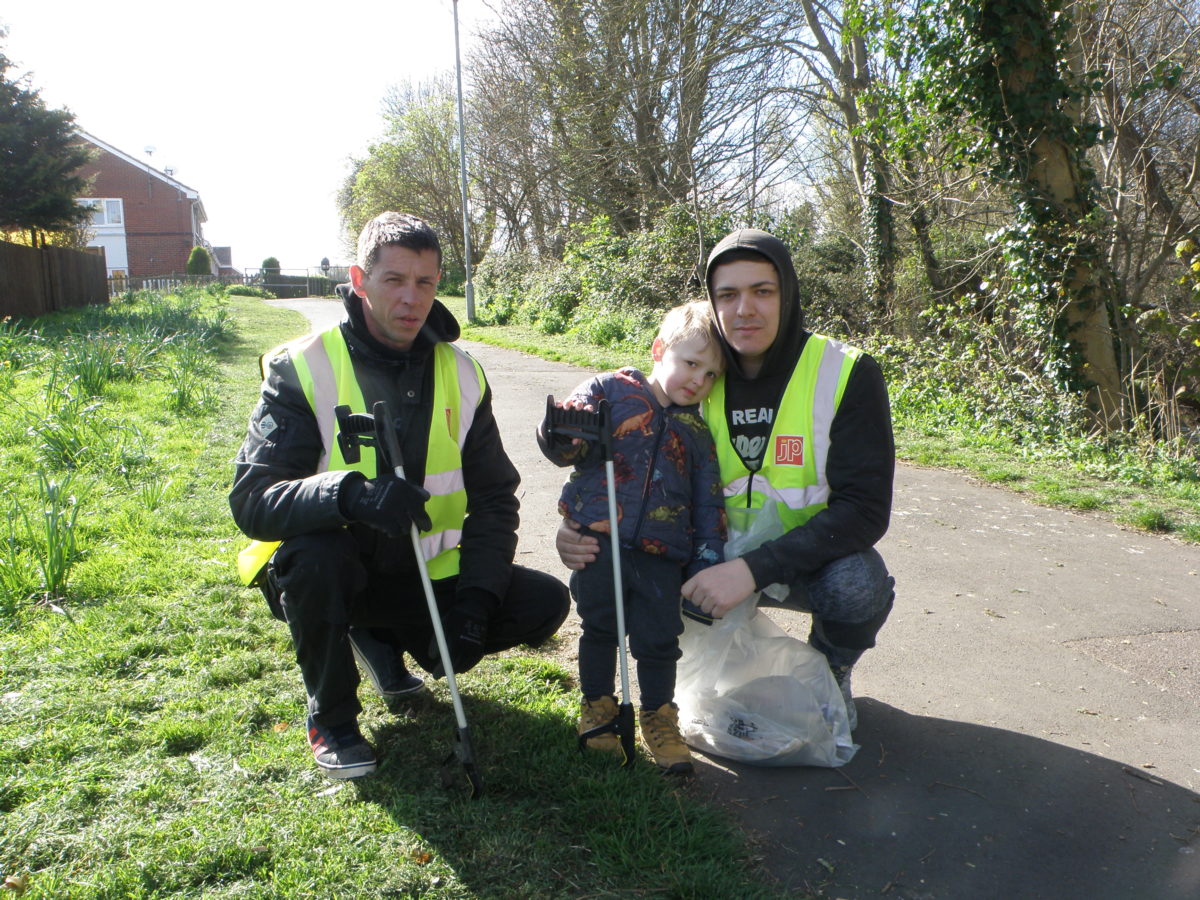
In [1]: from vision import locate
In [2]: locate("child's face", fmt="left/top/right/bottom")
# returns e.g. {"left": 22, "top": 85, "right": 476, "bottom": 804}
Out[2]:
{"left": 648, "top": 334, "right": 723, "bottom": 407}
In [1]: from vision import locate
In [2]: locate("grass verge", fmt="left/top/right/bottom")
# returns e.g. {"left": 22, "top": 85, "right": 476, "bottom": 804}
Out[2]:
{"left": 0, "top": 290, "right": 786, "bottom": 899}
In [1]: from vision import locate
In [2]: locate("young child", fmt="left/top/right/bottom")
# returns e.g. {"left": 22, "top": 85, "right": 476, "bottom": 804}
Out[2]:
{"left": 537, "top": 301, "right": 726, "bottom": 774}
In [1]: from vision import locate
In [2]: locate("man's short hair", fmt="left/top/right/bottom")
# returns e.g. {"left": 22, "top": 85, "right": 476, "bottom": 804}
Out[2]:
{"left": 656, "top": 301, "right": 724, "bottom": 368}
{"left": 356, "top": 212, "right": 442, "bottom": 273}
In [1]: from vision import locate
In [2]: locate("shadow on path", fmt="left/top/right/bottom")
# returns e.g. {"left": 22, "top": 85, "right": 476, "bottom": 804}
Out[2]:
{"left": 692, "top": 700, "right": 1200, "bottom": 899}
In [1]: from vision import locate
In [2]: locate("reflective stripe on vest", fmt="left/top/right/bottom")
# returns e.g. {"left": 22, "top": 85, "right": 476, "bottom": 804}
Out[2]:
{"left": 237, "top": 329, "right": 484, "bottom": 584}
{"left": 702, "top": 334, "right": 861, "bottom": 531}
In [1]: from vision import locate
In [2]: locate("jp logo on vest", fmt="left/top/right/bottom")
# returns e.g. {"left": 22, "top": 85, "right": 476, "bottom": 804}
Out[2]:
{"left": 775, "top": 435, "right": 805, "bottom": 466}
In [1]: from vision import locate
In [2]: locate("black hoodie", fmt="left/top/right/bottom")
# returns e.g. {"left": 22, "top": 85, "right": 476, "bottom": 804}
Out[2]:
{"left": 228, "top": 284, "right": 521, "bottom": 614}
{"left": 705, "top": 230, "right": 894, "bottom": 586}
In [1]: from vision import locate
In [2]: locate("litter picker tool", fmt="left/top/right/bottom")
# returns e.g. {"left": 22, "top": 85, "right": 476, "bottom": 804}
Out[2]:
{"left": 544, "top": 395, "right": 636, "bottom": 767}
{"left": 335, "top": 401, "right": 483, "bottom": 799}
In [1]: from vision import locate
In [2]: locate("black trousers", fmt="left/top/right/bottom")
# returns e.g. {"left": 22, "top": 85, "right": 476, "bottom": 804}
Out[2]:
{"left": 265, "top": 529, "right": 570, "bottom": 726}
{"left": 569, "top": 532, "right": 684, "bottom": 710}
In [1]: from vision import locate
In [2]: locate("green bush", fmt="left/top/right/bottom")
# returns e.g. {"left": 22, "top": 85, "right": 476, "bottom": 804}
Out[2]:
{"left": 259, "top": 274, "right": 335, "bottom": 299}
{"left": 524, "top": 262, "right": 584, "bottom": 334}
{"left": 226, "top": 285, "right": 274, "bottom": 298}
{"left": 185, "top": 246, "right": 212, "bottom": 276}
{"left": 260, "top": 256, "right": 281, "bottom": 274}
{"left": 476, "top": 204, "right": 735, "bottom": 344}
{"left": 867, "top": 290, "right": 1091, "bottom": 446}
{"left": 439, "top": 260, "right": 466, "bottom": 295}
{"left": 475, "top": 250, "right": 535, "bottom": 325}
{"left": 790, "top": 236, "right": 867, "bottom": 336}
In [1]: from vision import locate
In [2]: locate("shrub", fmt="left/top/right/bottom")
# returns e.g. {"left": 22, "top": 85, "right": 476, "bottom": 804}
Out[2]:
{"left": 475, "top": 249, "right": 537, "bottom": 325}
{"left": 226, "top": 285, "right": 274, "bottom": 298}
{"left": 440, "top": 260, "right": 466, "bottom": 295}
{"left": 476, "top": 204, "right": 734, "bottom": 341}
{"left": 789, "top": 236, "right": 867, "bottom": 336}
{"left": 261, "top": 257, "right": 281, "bottom": 274}
{"left": 185, "top": 246, "right": 212, "bottom": 276}
{"left": 258, "top": 273, "right": 335, "bottom": 299}
{"left": 524, "top": 262, "right": 584, "bottom": 334}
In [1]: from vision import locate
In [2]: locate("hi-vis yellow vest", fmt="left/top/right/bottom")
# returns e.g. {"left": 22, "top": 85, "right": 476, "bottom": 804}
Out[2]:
{"left": 237, "top": 328, "right": 485, "bottom": 586}
{"left": 702, "top": 334, "right": 862, "bottom": 531}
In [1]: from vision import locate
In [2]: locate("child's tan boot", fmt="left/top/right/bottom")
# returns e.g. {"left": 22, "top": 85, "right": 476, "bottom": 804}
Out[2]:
{"left": 579, "top": 695, "right": 621, "bottom": 754}
{"left": 638, "top": 703, "right": 694, "bottom": 774}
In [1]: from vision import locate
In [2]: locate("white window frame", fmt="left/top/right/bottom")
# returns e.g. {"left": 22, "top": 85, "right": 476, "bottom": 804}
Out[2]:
{"left": 77, "top": 198, "right": 124, "bottom": 227}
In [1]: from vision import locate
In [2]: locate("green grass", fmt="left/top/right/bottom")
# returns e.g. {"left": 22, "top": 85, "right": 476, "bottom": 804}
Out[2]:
{"left": 891, "top": 421, "right": 1200, "bottom": 541}
{"left": 0, "top": 289, "right": 787, "bottom": 899}
{"left": 444, "top": 293, "right": 650, "bottom": 373}
{"left": 441, "top": 294, "right": 1200, "bottom": 544}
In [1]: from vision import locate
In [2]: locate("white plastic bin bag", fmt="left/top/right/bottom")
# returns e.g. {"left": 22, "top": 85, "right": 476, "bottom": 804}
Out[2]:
{"left": 675, "top": 503, "right": 857, "bottom": 767}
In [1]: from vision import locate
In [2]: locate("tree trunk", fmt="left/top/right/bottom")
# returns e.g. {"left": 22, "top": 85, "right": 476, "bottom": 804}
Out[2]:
{"left": 797, "top": 0, "right": 896, "bottom": 318}
{"left": 1007, "top": 11, "right": 1126, "bottom": 429}
{"left": 909, "top": 202, "right": 944, "bottom": 299}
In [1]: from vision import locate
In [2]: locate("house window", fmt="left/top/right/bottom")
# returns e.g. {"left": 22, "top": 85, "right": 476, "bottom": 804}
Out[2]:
{"left": 77, "top": 198, "right": 124, "bottom": 226}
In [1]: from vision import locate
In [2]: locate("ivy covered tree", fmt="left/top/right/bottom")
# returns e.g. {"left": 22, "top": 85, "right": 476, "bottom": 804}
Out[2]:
{"left": 0, "top": 33, "right": 94, "bottom": 246}
{"left": 906, "top": 0, "right": 1126, "bottom": 428}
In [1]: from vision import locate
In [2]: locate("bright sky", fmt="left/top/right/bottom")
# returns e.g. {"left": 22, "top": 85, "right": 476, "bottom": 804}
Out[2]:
{"left": 2, "top": 1, "right": 484, "bottom": 273}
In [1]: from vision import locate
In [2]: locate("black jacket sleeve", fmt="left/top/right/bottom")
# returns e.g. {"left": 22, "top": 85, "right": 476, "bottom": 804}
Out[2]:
{"left": 741, "top": 353, "right": 894, "bottom": 585}
{"left": 228, "top": 352, "right": 360, "bottom": 541}
{"left": 456, "top": 382, "right": 521, "bottom": 604}
{"left": 684, "top": 421, "right": 727, "bottom": 580}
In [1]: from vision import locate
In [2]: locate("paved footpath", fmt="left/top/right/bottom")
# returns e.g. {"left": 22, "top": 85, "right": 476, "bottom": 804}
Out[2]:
{"left": 270, "top": 299, "right": 1200, "bottom": 899}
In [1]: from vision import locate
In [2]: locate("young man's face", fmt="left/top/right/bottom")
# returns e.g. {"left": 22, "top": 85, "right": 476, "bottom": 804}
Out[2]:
{"left": 648, "top": 333, "right": 723, "bottom": 407}
{"left": 350, "top": 245, "right": 441, "bottom": 351}
{"left": 709, "top": 258, "right": 781, "bottom": 377}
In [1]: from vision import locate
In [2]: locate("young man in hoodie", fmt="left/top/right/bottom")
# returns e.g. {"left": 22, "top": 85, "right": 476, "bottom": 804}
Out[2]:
{"left": 557, "top": 229, "right": 895, "bottom": 729}
{"left": 231, "top": 212, "right": 570, "bottom": 779}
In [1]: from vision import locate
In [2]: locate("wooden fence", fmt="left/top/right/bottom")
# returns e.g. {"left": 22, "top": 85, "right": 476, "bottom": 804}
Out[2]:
{"left": 0, "top": 241, "right": 109, "bottom": 318}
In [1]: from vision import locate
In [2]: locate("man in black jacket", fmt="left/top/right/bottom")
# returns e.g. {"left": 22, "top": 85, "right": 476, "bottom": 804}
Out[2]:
{"left": 558, "top": 229, "right": 894, "bottom": 730}
{"left": 231, "top": 212, "right": 569, "bottom": 779}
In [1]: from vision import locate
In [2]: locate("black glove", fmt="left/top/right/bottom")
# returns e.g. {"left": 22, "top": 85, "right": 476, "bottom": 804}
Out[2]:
{"left": 428, "top": 591, "right": 494, "bottom": 677}
{"left": 545, "top": 420, "right": 583, "bottom": 450}
{"left": 340, "top": 472, "right": 432, "bottom": 536}
{"left": 681, "top": 597, "right": 715, "bottom": 626}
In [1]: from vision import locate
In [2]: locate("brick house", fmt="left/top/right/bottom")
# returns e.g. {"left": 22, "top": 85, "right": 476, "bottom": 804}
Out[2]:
{"left": 73, "top": 129, "right": 212, "bottom": 279}
{"left": 211, "top": 246, "right": 241, "bottom": 278}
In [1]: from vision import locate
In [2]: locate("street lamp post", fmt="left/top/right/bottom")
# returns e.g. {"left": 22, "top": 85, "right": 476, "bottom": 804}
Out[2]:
{"left": 453, "top": 0, "right": 475, "bottom": 323}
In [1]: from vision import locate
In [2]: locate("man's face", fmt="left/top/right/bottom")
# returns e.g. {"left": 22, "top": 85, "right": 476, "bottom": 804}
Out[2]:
{"left": 648, "top": 334, "right": 723, "bottom": 407}
{"left": 350, "top": 245, "right": 441, "bottom": 351}
{"left": 710, "top": 258, "right": 781, "bottom": 376}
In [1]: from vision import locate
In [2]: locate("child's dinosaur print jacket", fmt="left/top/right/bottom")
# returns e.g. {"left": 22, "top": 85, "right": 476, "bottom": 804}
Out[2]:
{"left": 537, "top": 367, "right": 725, "bottom": 577}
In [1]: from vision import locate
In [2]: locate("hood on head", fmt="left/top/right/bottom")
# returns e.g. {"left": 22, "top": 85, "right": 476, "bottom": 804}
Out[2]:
{"left": 705, "top": 229, "right": 805, "bottom": 379}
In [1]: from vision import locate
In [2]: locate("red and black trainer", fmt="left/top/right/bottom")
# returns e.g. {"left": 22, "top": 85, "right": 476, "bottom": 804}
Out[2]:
{"left": 306, "top": 716, "right": 377, "bottom": 779}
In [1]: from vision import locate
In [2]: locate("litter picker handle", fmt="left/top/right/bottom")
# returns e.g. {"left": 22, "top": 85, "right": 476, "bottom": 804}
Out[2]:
{"left": 544, "top": 395, "right": 613, "bottom": 462}
{"left": 335, "top": 405, "right": 374, "bottom": 464}
{"left": 334, "top": 402, "right": 482, "bottom": 797}
{"left": 372, "top": 401, "right": 406, "bottom": 478}
{"left": 546, "top": 397, "right": 633, "bottom": 766}
{"left": 371, "top": 402, "right": 481, "bottom": 796}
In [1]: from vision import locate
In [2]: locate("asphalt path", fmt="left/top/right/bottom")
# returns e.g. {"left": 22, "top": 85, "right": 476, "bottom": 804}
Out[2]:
{"left": 266, "top": 297, "right": 1200, "bottom": 899}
